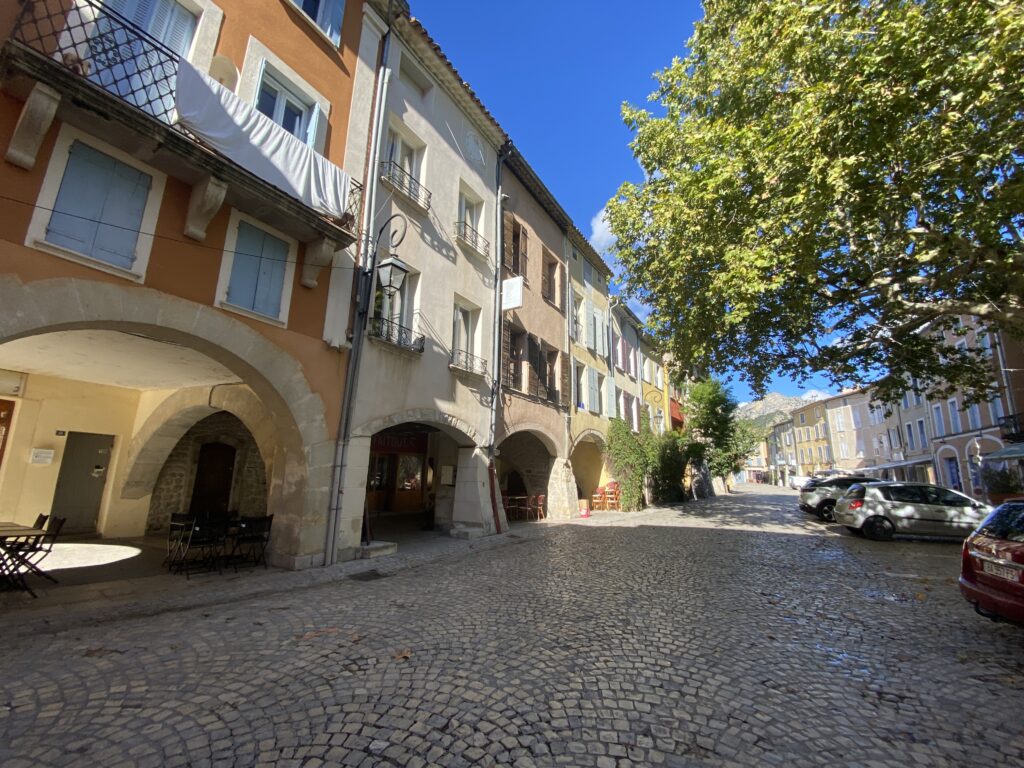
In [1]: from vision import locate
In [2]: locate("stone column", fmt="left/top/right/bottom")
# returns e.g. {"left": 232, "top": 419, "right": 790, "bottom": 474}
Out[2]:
{"left": 335, "top": 436, "right": 371, "bottom": 561}
{"left": 546, "top": 457, "right": 579, "bottom": 520}
{"left": 451, "top": 446, "right": 494, "bottom": 536}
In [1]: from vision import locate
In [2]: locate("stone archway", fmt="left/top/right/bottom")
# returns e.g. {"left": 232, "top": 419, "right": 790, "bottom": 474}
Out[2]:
{"left": 351, "top": 408, "right": 481, "bottom": 447}
{"left": 497, "top": 428, "right": 576, "bottom": 520}
{"left": 570, "top": 430, "right": 609, "bottom": 504}
{"left": 0, "top": 276, "right": 332, "bottom": 569}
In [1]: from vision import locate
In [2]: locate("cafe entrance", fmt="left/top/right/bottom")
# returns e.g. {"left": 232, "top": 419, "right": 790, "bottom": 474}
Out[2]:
{"left": 366, "top": 424, "right": 439, "bottom": 538}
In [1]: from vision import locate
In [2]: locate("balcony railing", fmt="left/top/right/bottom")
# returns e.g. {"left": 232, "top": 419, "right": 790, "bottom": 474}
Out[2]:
{"left": 10, "top": 0, "right": 363, "bottom": 233}
{"left": 368, "top": 317, "right": 425, "bottom": 353}
{"left": 454, "top": 220, "right": 489, "bottom": 257}
{"left": 450, "top": 349, "right": 488, "bottom": 376}
{"left": 14, "top": 0, "right": 183, "bottom": 125}
{"left": 380, "top": 160, "right": 431, "bottom": 210}
{"left": 999, "top": 413, "right": 1024, "bottom": 443}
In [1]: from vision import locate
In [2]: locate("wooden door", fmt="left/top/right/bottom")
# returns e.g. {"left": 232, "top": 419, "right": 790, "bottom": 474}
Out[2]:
{"left": 189, "top": 442, "right": 236, "bottom": 522}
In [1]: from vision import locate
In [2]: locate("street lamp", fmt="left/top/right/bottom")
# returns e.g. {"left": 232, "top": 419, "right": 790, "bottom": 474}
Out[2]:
{"left": 376, "top": 256, "right": 411, "bottom": 299}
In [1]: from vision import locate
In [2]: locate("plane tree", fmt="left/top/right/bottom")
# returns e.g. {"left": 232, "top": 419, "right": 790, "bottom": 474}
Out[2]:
{"left": 606, "top": 0, "right": 1024, "bottom": 404}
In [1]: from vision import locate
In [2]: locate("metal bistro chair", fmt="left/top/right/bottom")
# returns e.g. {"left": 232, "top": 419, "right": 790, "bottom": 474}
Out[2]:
{"left": 228, "top": 515, "right": 273, "bottom": 571}
{"left": 171, "top": 519, "right": 229, "bottom": 578}
{"left": 2, "top": 517, "right": 66, "bottom": 596}
{"left": 165, "top": 513, "right": 195, "bottom": 566}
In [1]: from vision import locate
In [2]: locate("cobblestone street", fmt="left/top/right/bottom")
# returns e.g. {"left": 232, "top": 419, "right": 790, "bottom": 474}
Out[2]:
{"left": 2, "top": 485, "right": 1022, "bottom": 767}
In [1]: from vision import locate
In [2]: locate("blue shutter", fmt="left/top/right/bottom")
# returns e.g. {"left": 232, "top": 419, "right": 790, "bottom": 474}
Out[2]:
{"left": 47, "top": 142, "right": 107, "bottom": 255}
{"left": 227, "top": 221, "right": 264, "bottom": 310}
{"left": 589, "top": 367, "right": 599, "bottom": 412}
{"left": 605, "top": 378, "right": 615, "bottom": 417}
{"left": 92, "top": 158, "right": 149, "bottom": 267}
{"left": 323, "top": 0, "right": 344, "bottom": 46}
{"left": 253, "top": 232, "right": 289, "bottom": 317}
{"left": 47, "top": 142, "right": 150, "bottom": 268}
{"left": 305, "top": 102, "right": 327, "bottom": 152}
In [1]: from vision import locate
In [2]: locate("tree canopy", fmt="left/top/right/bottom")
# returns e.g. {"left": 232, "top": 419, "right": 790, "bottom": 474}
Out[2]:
{"left": 607, "top": 0, "right": 1023, "bottom": 404}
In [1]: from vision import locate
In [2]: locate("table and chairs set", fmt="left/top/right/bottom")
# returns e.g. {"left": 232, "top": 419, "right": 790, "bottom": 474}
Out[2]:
{"left": 502, "top": 494, "right": 546, "bottom": 522}
{"left": 590, "top": 482, "right": 622, "bottom": 512}
{"left": 165, "top": 513, "right": 273, "bottom": 578}
{"left": 0, "top": 514, "right": 67, "bottom": 598}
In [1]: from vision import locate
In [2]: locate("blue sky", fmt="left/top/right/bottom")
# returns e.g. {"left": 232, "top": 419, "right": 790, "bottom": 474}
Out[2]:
{"left": 413, "top": 2, "right": 836, "bottom": 404}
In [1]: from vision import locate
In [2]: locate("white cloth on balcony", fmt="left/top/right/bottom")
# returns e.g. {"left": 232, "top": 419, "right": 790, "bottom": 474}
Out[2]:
{"left": 174, "top": 60, "right": 350, "bottom": 221}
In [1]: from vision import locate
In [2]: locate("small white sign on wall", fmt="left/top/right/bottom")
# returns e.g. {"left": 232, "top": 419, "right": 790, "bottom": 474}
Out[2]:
{"left": 502, "top": 276, "right": 523, "bottom": 311}
{"left": 30, "top": 448, "right": 55, "bottom": 465}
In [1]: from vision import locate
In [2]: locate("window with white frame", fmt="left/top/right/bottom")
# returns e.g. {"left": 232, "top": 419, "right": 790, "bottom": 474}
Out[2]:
{"left": 451, "top": 302, "right": 479, "bottom": 358}
{"left": 852, "top": 407, "right": 862, "bottom": 429}
{"left": 28, "top": 128, "right": 167, "bottom": 280}
{"left": 912, "top": 378, "right": 923, "bottom": 406}
{"left": 290, "top": 0, "right": 346, "bottom": 45}
{"left": 905, "top": 423, "right": 916, "bottom": 451}
{"left": 799, "top": 413, "right": 806, "bottom": 425}
{"left": 218, "top": 214, "right": 297, "bottom": 323}
{"left": 967, "top": 403, "right": 982, "bottom": 431}
{"left": 990, "top": 394, "right": 1005, "bottom": 424}
{"left": 571, "top": 294, "right": 584, "bottom": 341}
{"left": 917, "top": 419, "right": 927, "bottom": 449}
{"left": 44, "top": 141, "right": 152, "bottom": 271}
{"left": 458, "top": 191, "right": 482, "bottom": 233}
{"left": 855, "top": 437, "right": 864, "bottom": 457}
{"left": 834, "top": 411, "right": 846, "bottom": 432}
{"left": 257, "top": 72, "right": 318, "bottom": 145}
{"left": 901, "top": 391, "right": 910, "bottom": 409}
{"left": 932, "top": 404, "right": 945, "bottom": 437}
{"left": 574, "top": 362, "right": 585, "bottom": 410}
{"left": 840, "top": 442, "right": 849, "bottom": 459}
{"left": 948, "top": 399, "right": 962, "bottom": 433}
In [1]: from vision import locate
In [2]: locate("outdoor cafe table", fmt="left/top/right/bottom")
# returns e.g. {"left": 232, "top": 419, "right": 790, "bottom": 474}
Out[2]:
{"left": 0, "top": 522, "right": 49, "bottom": 597}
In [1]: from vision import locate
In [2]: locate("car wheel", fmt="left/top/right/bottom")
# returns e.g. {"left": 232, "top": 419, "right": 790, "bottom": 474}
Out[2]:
{"left": 818, "top": 500, "right": 836, "bottom": 522}
{"left": 845, "top": 526, "right": 863, "bottom": 536}
{"left": 862, "top": 516, "right": 894, "bottom": 541}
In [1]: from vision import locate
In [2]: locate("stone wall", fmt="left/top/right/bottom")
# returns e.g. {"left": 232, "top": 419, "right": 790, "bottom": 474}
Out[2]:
{"left": 146, "top": 411, "right": 267, "bottom": 532}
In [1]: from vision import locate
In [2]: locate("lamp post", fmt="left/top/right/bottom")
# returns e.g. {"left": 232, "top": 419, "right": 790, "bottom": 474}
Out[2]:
{"left": 374, "top": 254, "right": 410, "bottom": 339}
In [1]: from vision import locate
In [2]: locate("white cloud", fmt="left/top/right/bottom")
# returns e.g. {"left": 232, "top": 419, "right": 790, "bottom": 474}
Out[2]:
{"left": 589, "top": 205, "right": 616, "bottom": 255}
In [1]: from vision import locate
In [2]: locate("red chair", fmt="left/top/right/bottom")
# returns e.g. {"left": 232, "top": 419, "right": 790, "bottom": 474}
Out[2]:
{"left": 591, "top": 488, "right": 606, "bottom": 511}
{"left": 534, "top": 494, "right": 546, "bottom": 520}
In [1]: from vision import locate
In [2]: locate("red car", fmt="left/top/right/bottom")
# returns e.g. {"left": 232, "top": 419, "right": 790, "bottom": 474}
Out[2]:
{"left": 960, "top": 501, "right": 1024, "bottom": 625}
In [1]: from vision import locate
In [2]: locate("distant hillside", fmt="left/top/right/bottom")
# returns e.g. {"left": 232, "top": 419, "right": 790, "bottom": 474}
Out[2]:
{"left": 736, "top": 391, "right": 824, "bottom": 428}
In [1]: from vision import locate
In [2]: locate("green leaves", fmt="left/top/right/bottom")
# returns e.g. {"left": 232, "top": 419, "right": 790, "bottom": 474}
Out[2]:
{"left": 608, "top": 0, "right": 1024, "bottom": 403}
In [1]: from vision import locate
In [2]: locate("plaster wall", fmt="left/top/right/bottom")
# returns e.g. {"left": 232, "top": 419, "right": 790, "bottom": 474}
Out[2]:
{"left": 825, "top": 392, "right": 870, "bottom": 471}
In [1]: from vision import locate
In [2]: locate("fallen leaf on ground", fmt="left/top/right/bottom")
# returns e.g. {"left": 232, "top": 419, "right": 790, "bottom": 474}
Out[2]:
{"left": 393, "top": 648, "right": 413, "bottom": 661}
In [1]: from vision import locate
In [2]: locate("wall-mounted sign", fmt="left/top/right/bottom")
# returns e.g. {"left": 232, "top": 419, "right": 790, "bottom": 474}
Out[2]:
{"left": 55, "top": 430, "right": 66, "bottom": 437}
{"left": 0, "top": 368, "right": 26, "bottom": 397}
{"left": 440, "top": 465, "right": 456, "bottom": 486}
{"left": 502, "top": 276, "right": 523, "bottom": 311}
{"left": 30, "top": 448, "right": 55, "bottom": 465}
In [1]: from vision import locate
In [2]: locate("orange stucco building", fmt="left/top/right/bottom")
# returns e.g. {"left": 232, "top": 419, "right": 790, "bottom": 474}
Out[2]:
{"left": 0, "top": 0, "right": 366, "bottom": 567}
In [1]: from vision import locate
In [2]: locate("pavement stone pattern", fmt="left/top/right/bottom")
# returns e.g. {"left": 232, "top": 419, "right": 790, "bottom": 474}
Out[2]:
{"left": 2, "top": 485, "right": 1023, "bottom": 767}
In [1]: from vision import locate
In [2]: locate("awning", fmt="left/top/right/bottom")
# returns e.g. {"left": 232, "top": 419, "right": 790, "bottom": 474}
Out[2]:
{"left": 983, "top": 443, "right": 1024, "bottom": 461}
{"left": 864, "top": 457, "right": 934, "bottom": 472}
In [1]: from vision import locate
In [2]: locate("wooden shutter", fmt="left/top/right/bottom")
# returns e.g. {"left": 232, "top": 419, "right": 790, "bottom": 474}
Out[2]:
{"left": 560, "top": 264, "right": 567, "bottom": 312}
{"left": 526, "top": 335, "right": 540, "bottom": 397}
{"left": 560, "top": 352, "right": 571, "bottom": 408}
{"left": 502, "top": 211, "right": 514, "bottom": 270}
{"left": 541, "top": 256, "right": 551, "bottom": 300}
{"left": 519, "top": 226, "right": 529, "bottom": 281}
{"left": 253, "top": 232, "right": 288, "bottom": 317}
{"left": 500, "top": 320, "right": 511, "bottom": 387}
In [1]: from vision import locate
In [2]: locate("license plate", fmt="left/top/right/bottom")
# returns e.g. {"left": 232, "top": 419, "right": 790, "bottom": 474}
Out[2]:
{"left": 983, "top": 561, "right": 1020, "bottom": 582}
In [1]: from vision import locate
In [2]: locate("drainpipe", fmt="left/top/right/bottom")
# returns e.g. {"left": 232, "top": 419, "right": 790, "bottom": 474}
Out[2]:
{"left": 487, "top": 140, "right": 513, "bottom": 534}
{"left": 325, "top": 0, "right": 396, "bottom": 566}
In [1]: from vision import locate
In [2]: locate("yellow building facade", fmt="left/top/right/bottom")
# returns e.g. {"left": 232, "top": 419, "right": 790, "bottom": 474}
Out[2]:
{"left": 792, "top": 401, "right": 833, "bottom": 475}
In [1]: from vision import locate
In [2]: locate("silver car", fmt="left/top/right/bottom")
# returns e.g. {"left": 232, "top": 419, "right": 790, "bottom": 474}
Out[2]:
{"left": 834, "top": 482, "right": 991, "bottom": 540}
{"left": 798, "top": 475, "right": 876, "bottom": 520}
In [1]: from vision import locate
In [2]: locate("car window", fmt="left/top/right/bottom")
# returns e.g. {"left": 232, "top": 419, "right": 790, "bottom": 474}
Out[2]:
{"left": 844, "top": 484, "right": 866, "bottom": 499}
{"left": 917, "top": 487, "right": 970, "bottom": 506}
{"left": 978, "top": 503, "right": 1024, "bottom": 542}
{"left": 884, "top": 485, "right": 925, "bottom": 503}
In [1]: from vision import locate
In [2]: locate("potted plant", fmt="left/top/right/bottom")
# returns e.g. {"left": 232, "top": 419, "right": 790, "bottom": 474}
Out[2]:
{"left": 982, "top": 465, "right": 1024, "bottom": 506}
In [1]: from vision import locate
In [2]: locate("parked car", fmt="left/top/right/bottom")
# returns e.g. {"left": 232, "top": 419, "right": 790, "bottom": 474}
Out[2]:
{"left": 834, "top": 482, "right": 991, "bottom": 540}
{"left": 798, "top": 475, "right": 876, "bottom": 521}
{"left": 789, "top": 474, "right": 811, "bottom": 490}
{"left": 959, "top": 501, "right": 1024, "bottom": 624}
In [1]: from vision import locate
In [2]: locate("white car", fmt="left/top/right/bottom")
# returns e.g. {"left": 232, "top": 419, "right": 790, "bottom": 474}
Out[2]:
{"left": 789, "top": 475, "right": 811, "bottom": 490}
{"left": 834, "top": 482, "right": 991, "bottom": 540}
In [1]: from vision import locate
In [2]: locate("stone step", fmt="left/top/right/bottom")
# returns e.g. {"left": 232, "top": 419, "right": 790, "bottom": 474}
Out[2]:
{"left": 360, "top": 540, "right": 398, "bottom": 559}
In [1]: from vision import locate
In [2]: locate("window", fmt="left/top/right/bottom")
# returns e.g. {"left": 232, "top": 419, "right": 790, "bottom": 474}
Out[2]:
{"left": 574, "top": 363, "right": 586, "bottom": 409}
{"left": 834, "top": 411, "right": 845, "bottom": 432}
{"left": 948, "top": 398, "right": 962, "bottom": 433}
{"left": 990, "top": 395, "right": 1006, "bottom": 424}
{"left": 509, "top": 219, "right": 529, "bottom": 279}
{"left": 373, "top": 268, "right": 417, "bottom": 332}
{"left": 901, "top": 391, "right": 910, "bottom": 409}
{"left": 541, "top": 248, "right": 560, "bottom": 305}
{"left": 456, "top": 189, "right": 487, "bottom": 255}
{"left": 383, "top": 128, "right": 428, "bottom": 208}
{"left": 967, "top": 403, "right": 982, "bottom": 431}
{"left": 817, "top": 446, "right": 824, "bottom": 461}
{"left": 258, "top": 73, "right": 314, "bottom": 142}
{"left": 852, "top": 407, "right": 862, "bottom": 429}
{"left": 855, "top": 437, "right": 864, "bottom": 458}
{"left": 912, "top": 378, "right": 923, "bottom": 406}
{"left": 932, "top": 404, "right": 945, "bottom": 437}
{"left": 885, "top": 485, "right": 925, "bottom": 504}
{"left": 784, "top": 433, "right": 791, "bottom": 446}
{"left": 840, "top": 442, "right": 849, "bottom": 459}
{"left": 220, "top": 216, "right": 297, "bottom": 322}
{"left": 507, "top": 329, "right": 526, "bottom": 391}
{"left": 44, "top": 140, "right": 152, "bottom": 271}
{"left": 799, "top": 413, "right": 806, "bottom": 425}
{"left": 398, "top": 51, "right": 433, "bottom": 97}
{"left": 458, "top": 192, "right": 482, "bottom": 231}
{"left": 917, "top": 419, "right": 927, "bottom": 449}
{"left": 290, "top": 0, "right": 345, "bottom": 45}
{"left": 451, "top": 303, "right": 476, "bottom": 355}
{"left": 571, "top": 295, "right": 584, "bottom": 341}
{"left": 905, "top": 423, "right": 916, "bottom": 451}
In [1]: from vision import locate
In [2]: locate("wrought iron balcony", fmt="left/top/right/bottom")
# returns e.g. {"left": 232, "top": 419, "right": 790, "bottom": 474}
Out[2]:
{"left": 449, "top": 349, "right": 488, "bottom": 376}
{"left": 368, "top": 317, "right": 425, "bottom": 354}
{"left": 380, "top": 160, "right": 431, "bottom": 211}
{"left": 454, "top": 220, "right": 489, "bottom": 257}
{"left": 999, "top": 413, "right": 1024, "bottom": 443}
{"left": 8, "top": 0, "right": 362, "bottom": 240}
